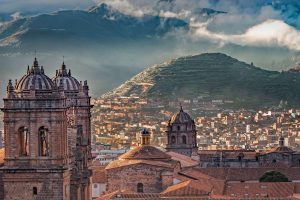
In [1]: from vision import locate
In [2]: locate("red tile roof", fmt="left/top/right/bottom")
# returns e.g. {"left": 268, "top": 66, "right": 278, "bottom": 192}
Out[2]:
{"left": 92, "top": 167, "right": 107, "bottom": 184}
{"left": 119, "top": 145, "right": 171, "bottom": 160}
{"left": 166, "top": 151, "right": 198, "bottom": 168}
{"left": 224, "top": 182, "right": 295, "bottom": 198}
{"left": 161, "top": 180, "right": 212, "bottom": 196}
{"left": 180, "top": 167, "right": 300, "bottom": 182}
{"left": 105, "top": 159, "right": 177, "bottom": 170}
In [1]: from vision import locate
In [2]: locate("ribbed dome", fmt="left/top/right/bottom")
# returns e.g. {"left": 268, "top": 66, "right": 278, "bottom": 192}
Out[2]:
{"left": 119, "top": 146, "right": 171, "bottom": 160}
{"left": 52, "top": 62, "right": 80, "bottom": 91}
{"left": 16, "top": 58, "right": 54, "bottom": 92}
{"left": 170, "top": 106, "right": 193, "bottom": 124}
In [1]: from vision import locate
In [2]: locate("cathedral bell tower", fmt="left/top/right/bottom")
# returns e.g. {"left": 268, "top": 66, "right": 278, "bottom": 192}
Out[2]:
{"left": 53, "top": 61, "right": 92, "bottom": 200}
{"left": 166, "top": 106, "right": 198, "bottom": 158}
{"left": 1, "top": 58, "right": 71, "bottom": 200}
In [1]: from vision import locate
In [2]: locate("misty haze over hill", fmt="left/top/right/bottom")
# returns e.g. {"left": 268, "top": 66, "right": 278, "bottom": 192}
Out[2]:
{"left": 0, "top": 0, "right": 299, "bottom": 99}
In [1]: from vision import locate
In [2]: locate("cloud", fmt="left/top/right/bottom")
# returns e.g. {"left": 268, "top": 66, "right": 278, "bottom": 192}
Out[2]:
{"left": 93, "top": 0, "right": 300, "bottom": 51}
{"left": 10, "top": 12, "right": 21, "bottom": 20}
{"left": 190, "top": 19, "right": 300, "bottom": 51}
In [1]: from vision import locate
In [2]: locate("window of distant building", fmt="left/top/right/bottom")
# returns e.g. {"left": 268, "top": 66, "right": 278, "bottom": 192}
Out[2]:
{"left": 18, "top": 127, "right": 29, "bottom": 156}
{"left": 38, "top": 126, "right": 49, "bottom": 156}
{"left": 171, "top": 136, "right": 176, "bottom": 144}
{"left": 182, "top": 135, "right": 187, "bottom": 144}
{"left": 137, "top": 183, "right": 143, "bottom": 193}
{"left": 272, "top": 159, "right": 276, "bottom": 163}
{"left": 33, "top": 187, "right": 37, "bottom": 195}
{"left": 177, "top": 126, "right": 180, "bottom": 131}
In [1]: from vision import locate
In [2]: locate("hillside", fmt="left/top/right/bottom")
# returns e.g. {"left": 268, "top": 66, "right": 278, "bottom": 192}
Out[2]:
{"left": 104, "top": 53, "right": 300, "bottom": 108}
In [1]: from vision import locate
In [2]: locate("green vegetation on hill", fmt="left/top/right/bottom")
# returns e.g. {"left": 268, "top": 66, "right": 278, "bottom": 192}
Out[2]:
{"left": 105, "top": 53, "right": 300, "bottom": 108}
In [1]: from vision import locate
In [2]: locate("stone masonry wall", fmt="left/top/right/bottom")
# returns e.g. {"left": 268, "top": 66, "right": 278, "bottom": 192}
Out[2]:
{"left": 106, "top": 164, "right": 173, "bottom": 193}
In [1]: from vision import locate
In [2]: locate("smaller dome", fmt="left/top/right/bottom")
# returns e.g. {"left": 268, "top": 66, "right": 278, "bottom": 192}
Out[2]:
{"left": 16, "top": 58, "right": 54, "bottom": 92}
{"left": 119, "top": 146, "right": 171, "bottom": 160}
{"left": 170, "top": 106, "right": 193, "bottom": 124}
{"left": 52, "top": 62, "right": 80, "bottom": 91}
{"left": 141, "top": 128, "right": 149, "bottom": 135}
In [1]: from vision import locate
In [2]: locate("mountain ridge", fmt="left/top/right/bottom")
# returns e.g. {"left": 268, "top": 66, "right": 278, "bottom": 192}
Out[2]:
{"left": 103, "top": 53, "right": 300, "bottom": 108}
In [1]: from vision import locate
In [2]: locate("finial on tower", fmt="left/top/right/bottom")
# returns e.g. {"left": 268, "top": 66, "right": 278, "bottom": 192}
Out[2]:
{"left": 62, "top": 56, "right": 66, "bottom": 70}
{"left": 7, "top": 79, "right": 14, "bottom": 93}
{"left": 33, "top": 53, "right": 39, "bottom": 68}
{"left": 179, "top": 102, "right": 183, "bottom": 112}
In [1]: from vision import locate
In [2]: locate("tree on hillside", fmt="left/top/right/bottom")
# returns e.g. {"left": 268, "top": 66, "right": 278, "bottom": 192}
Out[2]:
{"left": 259, "top": 171, "right": 289, "bottom": 182}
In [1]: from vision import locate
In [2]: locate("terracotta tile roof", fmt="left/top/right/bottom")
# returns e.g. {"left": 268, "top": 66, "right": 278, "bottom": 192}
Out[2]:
{"left": 224, "top": 182, "right": 295, "bottom": 198}
{"left": 92, "top": 167, "right": 107, "bottom": 183}
{"left": 166, "top": 151, "right": 198, "bottom": 168}
{"left": 105, "top": 159, "right": 177, "bottom": 170}
{"left": 97, "top": 191, "right": 212, "bottom": 200}
{"left": 161, "top": 180, "right": 212, "bottom": 196}
{"left": 180, "top": 167, "right": 227, "bottom": 181}
{"left": 181, "top": 167, "right": 300, "bottom": 182}
{"left": 98, "top": 189, "right": 295, "bottom": 200}
{"left": 119, "top": 145, "right": 171, "bottom": 160}
{"left": 173, "top": 173, "right": 194, "bottom": 182}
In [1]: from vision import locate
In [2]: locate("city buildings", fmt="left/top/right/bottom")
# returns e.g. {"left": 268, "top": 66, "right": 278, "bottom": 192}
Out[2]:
{"left": 95, "top": 108, "right": 300, "bottom": 199}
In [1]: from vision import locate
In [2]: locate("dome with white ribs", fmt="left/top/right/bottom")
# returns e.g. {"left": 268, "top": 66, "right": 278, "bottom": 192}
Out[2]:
{"left": 16, "top": 58, "right": 54, "bottom": 92}
{"left": 52, "top": 62, "right": 80, "bottom": 92}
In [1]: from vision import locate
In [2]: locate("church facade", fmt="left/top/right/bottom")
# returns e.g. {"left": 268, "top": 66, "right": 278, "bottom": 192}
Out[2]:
{"left": 1, "top": 58, "right": 92, "bottom": 200}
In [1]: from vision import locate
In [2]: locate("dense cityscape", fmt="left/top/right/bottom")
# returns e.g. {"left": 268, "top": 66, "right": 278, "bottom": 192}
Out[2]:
{"left": 91, "top": 96, "right": 300, "bottom": 152}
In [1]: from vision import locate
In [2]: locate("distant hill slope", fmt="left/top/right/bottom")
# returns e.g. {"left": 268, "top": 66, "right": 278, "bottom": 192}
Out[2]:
{"left": 104, "top": 53, "right": 300, "bottom": 108}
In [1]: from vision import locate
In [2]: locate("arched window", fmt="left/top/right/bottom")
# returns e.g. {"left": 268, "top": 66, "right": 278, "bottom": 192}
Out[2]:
{"left": 38, "top": 126, "right": 49, "bottom": 156}
{"left": 18, "top": 127, "right": 29, "bottom": 156}
{"left": 171, "top": 136, "right": 176, "bottom": 144}
{"left": 182, "top": 135, "right": 187, "bottom": 144}
{"left": 137, "top": 183, "right": 143, "bottom": 193}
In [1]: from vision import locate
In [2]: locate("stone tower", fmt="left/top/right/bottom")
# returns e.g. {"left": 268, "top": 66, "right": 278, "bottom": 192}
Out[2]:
{"left": 53, "top": 62, "right": 92, "bottom": 200}
{"left": 1, "top": 58, "right": 92, "bottom": 200}
{"left": 1, "top": 58, "right": 71, "bottom": 199}
{"left": 165, "top": 106, "right": 198, "bottom": 157}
